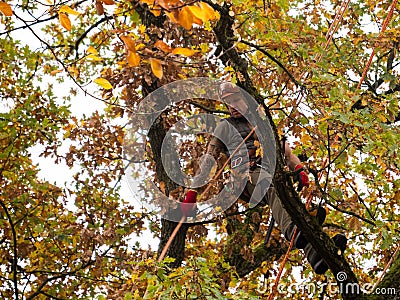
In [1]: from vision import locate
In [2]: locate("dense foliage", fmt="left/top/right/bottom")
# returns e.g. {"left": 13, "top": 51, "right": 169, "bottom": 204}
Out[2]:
{"left": 1, "top": 0, "right": 399, "bottom": 299}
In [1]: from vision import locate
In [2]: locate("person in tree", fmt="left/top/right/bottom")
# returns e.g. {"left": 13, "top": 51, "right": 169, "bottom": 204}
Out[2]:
{"left": 181, "top": 82, "right": 347, "bottom": 274}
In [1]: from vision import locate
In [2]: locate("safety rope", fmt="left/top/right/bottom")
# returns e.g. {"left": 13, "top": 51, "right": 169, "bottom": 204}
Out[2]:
{"left": 267, "top": 153, "right": 331, "bottom": 300}
{"left": 357, "top": 0, "right": 398, "bottom": 89}
{"left": 269, "top": 1, "right": 399, "bottom": 297}
{"left": 267, "top": 1, "right": 352, "bottom": 297}
{"left": 287, "top": 0, "right": 351, "bottom": 126}
{"left": 372, "top": 244, "right": 400, "bottom": 291}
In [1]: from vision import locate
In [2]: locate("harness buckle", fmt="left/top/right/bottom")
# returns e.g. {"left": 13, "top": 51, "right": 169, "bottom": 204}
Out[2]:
{"left": 231, "top": 156, "right": 243, "bottom": 168}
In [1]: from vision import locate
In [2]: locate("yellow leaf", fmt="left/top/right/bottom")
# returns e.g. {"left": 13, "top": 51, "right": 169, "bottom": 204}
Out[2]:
{"left": 120, "top": 35, "right": 136, "bottom": 52}
{"left": 87, "top": 46, "right": 98, "bottom": 54}
{"left": 59, "top": 13, "right": 72, "bottom": 31}
{"left": 150, "top": 58, "right": 163, "bottom": 79}
{"left": 139, "top": 24, "right": 146, "bottom": 34}
{"left": 198, "top": 2, "right": 219, "bottom": 20}
{"left": 377, "top": 113, "right": 387, "bottom": 123}
{"left": 59, "top": 5, "right": 80, "bottom": 15}
{"left": 0, "top": 1, "right": 12, "bottom": 16}
{"left": 86, "top": 54, "right": 103, "bottom": 61}
{"left": 127, "top": 51, "right": 140, "bottom": 67}
{"left": 172, "top": 47, "right": 196, "bottom": 57}
{"left": 154, "top": 40, "right": 172, "bottom": 53}
{"left": 94, "top": 77, "right": 113, "bottom": 89}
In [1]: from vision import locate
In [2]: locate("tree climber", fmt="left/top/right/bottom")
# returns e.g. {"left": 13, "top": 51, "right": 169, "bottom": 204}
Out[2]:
{"left": 181, "top": 82, "right": 347, "bottom": 274}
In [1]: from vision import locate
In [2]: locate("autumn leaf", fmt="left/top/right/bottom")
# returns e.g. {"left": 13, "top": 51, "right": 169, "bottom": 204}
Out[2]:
{"left": 198, "top": 2, "right": 219, "bottom": 20}
{"left": 86, "top": 54, "right": 103, "bottom": 61}
{"left": 154, "top": 40, "right": 173, "bottom": 53}
{"left": 120, "top": 35, "right": 136, "bottom": 52}
{"left": 59, "top": 13, "right": 72, "bottom": 31}
{"left": 94, "top": 77, "right": 113, "bottom": 89}
{"left": 185, "top": 2, "right": 218, "bottom": 25}
{"left": 127, "top": 51, "right": 140, "bottom": 67}
{"left": 59, "top": 5, "right": 80, "bottom": 15}
{"left": 150, "top": 58, "right": 163, "bottom": 79}
{"left": 177, "top": 6, "right": 193, "bottom": 30}
{"left": 100, "top": 0, "right": 115, "bottom": 4}
{"left": 172, "top": 47, "right": 197, "bottom": 57}
{"left": 165, "top": 10, "right": 179, "bottom": 24}
{"left": 95, "top": 0, "right": 104, "bottom": 15}
{"left": 50, "top": 69, "right": 62, "bottom": 76}
{"left": 87, "top": 46, "right": 98, "bottom": 54}
{"left": 0, "top": 1, "right": 12, "bottom": 16}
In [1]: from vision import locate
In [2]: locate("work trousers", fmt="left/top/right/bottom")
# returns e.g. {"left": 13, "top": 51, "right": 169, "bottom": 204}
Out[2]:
{"left": 243, "top": 167, "right": 294, "bottom": 240}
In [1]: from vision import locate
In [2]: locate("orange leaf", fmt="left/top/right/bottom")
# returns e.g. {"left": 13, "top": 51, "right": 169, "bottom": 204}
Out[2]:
{"left": 150, "top": 58, "right": 163, "bottom": 79}
{"left": 120, "top": 35, "right": 136, "bottom": 52}
{"left": 50, "top": 69, "right": 62, "bottom": 76}
{"left": 178, "top": 7, "right": 193, "bottom": 30}
{"left": 127, "top": 51, "right": 140, "bottom": 67}
{"left": 0, "top": 1, "right": 12, "bottom": 16}
{"left": 186, "top": 2, "right": 218, "bottom": 24}
{"left": 172, "top": 47, "right": 196, "bottom": 57}
{"left": 59, "top": 13, "right": 72, "bottom": 31}
{"left": 186, "top": 5, "right": 204, "bottom": 23}
{"left": 154, "top": 40, "right": 172, "bottom": 53}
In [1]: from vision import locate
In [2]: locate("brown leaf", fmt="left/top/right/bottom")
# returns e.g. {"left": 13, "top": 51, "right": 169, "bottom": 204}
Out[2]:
{"left": 154, "top": 40, "right": 173, "bottom": 53}
{"left": 95, "top": 0, "right": 104, "bottom": 15}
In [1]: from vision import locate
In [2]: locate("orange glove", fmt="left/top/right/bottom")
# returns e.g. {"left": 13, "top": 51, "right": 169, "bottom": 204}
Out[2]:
{"left": 295, "top": 164, "right": 309, "bottom": 191}
{"left": 181, "top": 190, "right": 197, "bottom": 217}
